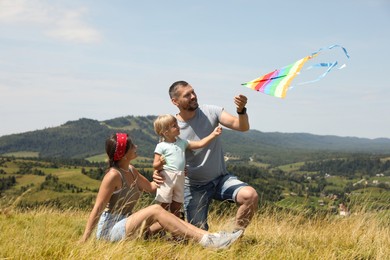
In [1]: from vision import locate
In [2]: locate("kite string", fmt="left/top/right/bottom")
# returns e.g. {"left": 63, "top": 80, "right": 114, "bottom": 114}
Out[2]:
{"left": 294, "top": 44, "right": 350, "bottom": 86}
{"left": 312, "top": 44, "right": 350, "bottom": 59}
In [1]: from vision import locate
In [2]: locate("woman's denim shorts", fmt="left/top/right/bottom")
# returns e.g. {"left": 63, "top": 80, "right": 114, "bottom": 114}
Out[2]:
{"left": 96, "top": 211, "right": 127, "bottom": 242}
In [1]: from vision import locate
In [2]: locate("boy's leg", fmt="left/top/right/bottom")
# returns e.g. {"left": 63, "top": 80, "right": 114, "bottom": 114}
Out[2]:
{"left": 170, "top": 201, "right": 183, "bottom": 218}
{"left": 171, "top": 173, "right": 185, "bottom": 219}
{"left": 160, "top": 202, "right": 171, "bottom": 211}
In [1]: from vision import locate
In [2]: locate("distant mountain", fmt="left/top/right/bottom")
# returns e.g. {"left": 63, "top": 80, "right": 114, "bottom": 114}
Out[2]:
{"left": 0, "top": 116, "right": 158, "bottom": 158}
{"left": 1, "top": 116, "right": 390, "bottom": 164}
{"left": 221, "top": 130, "right": 390, "bottom": 164}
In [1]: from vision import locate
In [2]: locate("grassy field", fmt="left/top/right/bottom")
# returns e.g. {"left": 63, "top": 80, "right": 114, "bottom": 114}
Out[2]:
{"left": 1, "top": 205, "right": 389, "bottom": 259}
{"left": 86, "top": 153, "right": 107, "bottom": 162}
{"left": 1, "top": 156, "right": 390, "bottom": 259}
{"left": 277, "top": 162, "right": 306, "bottom": 172}
{"left": 1, "top": 151, "right": 39, "bottom": 158}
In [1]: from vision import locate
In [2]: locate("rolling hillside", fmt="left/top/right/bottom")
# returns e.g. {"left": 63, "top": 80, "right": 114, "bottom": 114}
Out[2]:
{"left": 1, "top": 115, "right": 390, "bottom": 164}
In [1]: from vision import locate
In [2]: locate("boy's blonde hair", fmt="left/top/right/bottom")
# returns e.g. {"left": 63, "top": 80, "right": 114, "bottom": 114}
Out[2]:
{"left": 154, "top": 114, "right": 177, "bottom": 141}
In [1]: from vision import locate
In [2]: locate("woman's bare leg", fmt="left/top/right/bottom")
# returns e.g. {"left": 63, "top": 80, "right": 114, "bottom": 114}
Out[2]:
{"left": 125, "top": 204, "right": 207, "bottom": 241}
{"left": 152, "top": 201, "right": 184, "bottom": 237}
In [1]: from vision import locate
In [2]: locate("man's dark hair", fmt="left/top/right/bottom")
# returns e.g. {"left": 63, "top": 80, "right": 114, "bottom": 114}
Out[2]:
{"left": 169, "top": 80, "right": 188, "bottom": 99}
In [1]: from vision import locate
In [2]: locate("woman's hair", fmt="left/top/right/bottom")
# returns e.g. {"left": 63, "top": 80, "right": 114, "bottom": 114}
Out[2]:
{"left": 105, "top": 133, "right": 132, "bottom": 167}
{"left": 154, "top": 114, "right": 177, "bottom": 141}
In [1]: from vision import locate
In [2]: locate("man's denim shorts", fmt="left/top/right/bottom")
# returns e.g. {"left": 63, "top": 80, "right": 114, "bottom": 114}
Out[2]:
{"left": 184, "top": 174, "right": 248, "bottom": 230}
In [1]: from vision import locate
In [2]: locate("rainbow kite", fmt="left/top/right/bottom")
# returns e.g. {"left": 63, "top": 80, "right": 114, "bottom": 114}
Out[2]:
{"left": 242, "top": 45, "right": 350, "bottom": 98}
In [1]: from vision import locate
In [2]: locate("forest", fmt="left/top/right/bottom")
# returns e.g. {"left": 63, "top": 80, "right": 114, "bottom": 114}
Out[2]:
{"left": 1, "top": 116, "right": 390, "bottom": 213}
{"left": 1, "top": 154, "right": 389, "bottom": 214}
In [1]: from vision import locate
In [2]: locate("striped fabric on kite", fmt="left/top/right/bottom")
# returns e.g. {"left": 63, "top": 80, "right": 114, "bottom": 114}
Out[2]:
{"left": 242, "top": 45, "right": 349, "bottom": 99}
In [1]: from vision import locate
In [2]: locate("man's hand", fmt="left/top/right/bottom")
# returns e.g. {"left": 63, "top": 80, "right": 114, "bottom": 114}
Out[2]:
{"left": 234, "top": 94, "right": 247, "bottom": 112}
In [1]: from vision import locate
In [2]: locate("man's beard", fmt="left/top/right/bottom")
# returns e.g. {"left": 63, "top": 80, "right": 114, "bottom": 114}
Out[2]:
{"left": 183, "top": 100, "right": 198, "bottom": 111}
{"left": 188, "top": 101, "right": 198, "bottom": 111}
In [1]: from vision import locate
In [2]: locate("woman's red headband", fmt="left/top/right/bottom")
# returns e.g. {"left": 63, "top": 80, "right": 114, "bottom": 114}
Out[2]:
{"left": 114, "top": 133, "right": 127, "bottom": 161}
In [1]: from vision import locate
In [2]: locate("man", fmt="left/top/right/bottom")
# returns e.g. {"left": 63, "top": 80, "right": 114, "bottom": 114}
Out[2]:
{"left": 155, "top": 80, "right": 258, "bottom": 231}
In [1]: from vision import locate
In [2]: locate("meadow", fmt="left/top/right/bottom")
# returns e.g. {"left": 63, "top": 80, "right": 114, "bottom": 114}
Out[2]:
{"left": 1, "top": 156, "right": 390, "bottom": 259}
{"left": 1, "top": 204, "right": 389, "bottom": 259}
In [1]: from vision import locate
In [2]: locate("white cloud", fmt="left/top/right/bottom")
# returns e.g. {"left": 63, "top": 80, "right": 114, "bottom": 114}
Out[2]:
{"left": 0, "top": 0, "right": 52, "bottom": 23}
{"left": 0, "top": 0, "right": 101, "bottom": 43}
{"left": 45, "top": 8, "right": 101, "bottom": 43}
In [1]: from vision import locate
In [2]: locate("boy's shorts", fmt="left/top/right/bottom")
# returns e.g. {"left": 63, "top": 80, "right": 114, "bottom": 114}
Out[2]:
{"left": 155, "top": 169, "right": 185, "bottom": 203}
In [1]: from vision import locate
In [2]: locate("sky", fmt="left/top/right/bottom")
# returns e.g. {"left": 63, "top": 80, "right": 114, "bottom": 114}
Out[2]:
{"left": 0, "top": 0, "right": 389, "bottom": 139}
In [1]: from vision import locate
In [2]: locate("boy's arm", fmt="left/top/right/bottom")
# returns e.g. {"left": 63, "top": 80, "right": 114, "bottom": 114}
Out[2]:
{"left": 187, "top": 126, "right": 222, "bottom": 150}
{"left": 153, "top": 153, "right": 165, "bottom": 170}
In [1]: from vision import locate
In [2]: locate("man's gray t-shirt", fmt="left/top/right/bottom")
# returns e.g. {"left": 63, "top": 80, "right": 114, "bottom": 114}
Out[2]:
{"left": 177, "top": 104, "right": 227, "bottom": 185}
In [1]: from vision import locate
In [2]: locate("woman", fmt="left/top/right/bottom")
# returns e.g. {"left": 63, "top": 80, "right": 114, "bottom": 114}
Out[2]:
{"left": 80, "top": 133, "right": 242, "bottom": 249}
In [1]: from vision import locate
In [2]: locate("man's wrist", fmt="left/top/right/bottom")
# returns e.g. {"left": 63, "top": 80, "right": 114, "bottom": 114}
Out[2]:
{"left": 237, "top": 107, "right": 247, "bottom": 115}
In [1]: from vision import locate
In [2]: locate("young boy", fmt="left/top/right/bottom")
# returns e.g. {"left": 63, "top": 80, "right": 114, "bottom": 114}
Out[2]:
{"left": 153, "top": 114, "right": 222, "bottom": 217}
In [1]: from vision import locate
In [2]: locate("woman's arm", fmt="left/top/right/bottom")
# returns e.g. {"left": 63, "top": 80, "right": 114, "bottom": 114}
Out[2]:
{"left": 131, "top": 165, "right": 158, "bottom": 193}
{"left": 152, "top": 169, "right": 165, "bottom": 186}
{"left": 80, "top": 170, "right": 119, "bottom": 242}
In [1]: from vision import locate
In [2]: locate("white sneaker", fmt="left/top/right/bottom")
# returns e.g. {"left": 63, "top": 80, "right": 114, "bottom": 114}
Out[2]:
{"left": 200, "top": 229, "right": 243, "bottom": 249}
{"left": 214, "top": 228, "right": 245, "bottom": 237}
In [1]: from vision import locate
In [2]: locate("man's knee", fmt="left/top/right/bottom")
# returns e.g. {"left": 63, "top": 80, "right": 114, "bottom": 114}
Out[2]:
{"left": 237, "top": 186, "right": 258, "bottom": 205}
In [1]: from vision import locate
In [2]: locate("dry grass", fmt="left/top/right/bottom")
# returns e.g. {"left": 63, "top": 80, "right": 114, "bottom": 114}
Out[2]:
{"left": 1, "top": 206, "right": 389, "bottom": 260}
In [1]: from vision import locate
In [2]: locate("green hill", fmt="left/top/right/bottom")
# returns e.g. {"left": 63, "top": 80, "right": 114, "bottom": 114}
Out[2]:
{"left": 0, "top": 116, "right": 158, "bottom": 159}
{"left": 1, "top": 116, "right": 390, "bottom": 164}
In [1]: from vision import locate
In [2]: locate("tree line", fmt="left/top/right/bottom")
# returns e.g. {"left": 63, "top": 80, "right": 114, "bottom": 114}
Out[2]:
{"left": 299, "top": 157, "right": 390, "bottom": 178}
